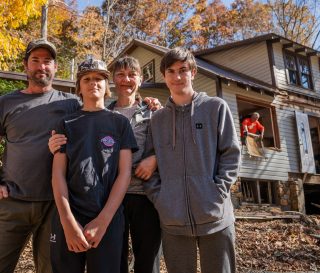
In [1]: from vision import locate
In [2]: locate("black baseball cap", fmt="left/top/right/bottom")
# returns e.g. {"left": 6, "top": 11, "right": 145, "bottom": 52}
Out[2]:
{"left": 25, "top": 39, "right": 57, "bottom": 60}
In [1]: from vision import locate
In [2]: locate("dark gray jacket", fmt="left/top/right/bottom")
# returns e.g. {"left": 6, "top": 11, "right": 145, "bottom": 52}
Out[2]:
{"left": 108, "top": 101, "right": 152, "bottom": 194}
{"left": 144, "top": 92, "right": 241, "bottom": 236}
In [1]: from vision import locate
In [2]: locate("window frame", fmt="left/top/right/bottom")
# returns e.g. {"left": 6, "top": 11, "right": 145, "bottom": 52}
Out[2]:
{"left": 283, "top": 50, "right": 313, "bottom": 90}
{"left": 142, "top": 59, "right": 155, "bottom": 83}
{"left": 237, "top": 95, "right": 281, "bottom": 149}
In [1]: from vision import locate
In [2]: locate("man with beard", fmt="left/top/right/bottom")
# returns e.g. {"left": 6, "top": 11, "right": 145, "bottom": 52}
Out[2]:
{"left": 0, "top": 39, "right": 80, "bottom": 273}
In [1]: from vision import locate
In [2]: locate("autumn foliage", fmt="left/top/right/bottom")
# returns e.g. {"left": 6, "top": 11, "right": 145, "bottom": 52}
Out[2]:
{"left": 1, "top": 0, "right": 320, "bottom": 78}
{"left": 0, "top": 0, "right": 47, "bottom": 70}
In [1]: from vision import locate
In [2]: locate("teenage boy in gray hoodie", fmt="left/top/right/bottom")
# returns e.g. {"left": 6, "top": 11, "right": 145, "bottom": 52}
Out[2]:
{"left": 144, "top": 48, "right": 241, "bottom": 273}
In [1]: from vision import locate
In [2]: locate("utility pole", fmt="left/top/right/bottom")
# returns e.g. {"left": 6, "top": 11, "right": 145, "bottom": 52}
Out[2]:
{"left": 70, "top": 58, "right": 75, "bottom": 80}
{"left": 41, "top": 3, "right": 48, "bottom": 39}
{"left": 102, "top": 15, "right": 108, "bottom": 61}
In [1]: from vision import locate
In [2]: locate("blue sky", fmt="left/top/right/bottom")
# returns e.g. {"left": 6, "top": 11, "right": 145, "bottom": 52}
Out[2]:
{"left": 77, "top": 0, "right": 103, "bottom": 11}
{"left": 77, "top": 0, "right": 235, "bottom": 11}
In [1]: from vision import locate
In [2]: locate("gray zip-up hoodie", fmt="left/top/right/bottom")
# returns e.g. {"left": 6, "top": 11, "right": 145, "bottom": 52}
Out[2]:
{"left": 144, "top": 92, "right": 241, "bottom": 236}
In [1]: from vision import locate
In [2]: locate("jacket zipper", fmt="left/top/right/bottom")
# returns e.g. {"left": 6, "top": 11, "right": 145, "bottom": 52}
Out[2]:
{"left": 182, "top": 108, "right": 195, "bottom": 235}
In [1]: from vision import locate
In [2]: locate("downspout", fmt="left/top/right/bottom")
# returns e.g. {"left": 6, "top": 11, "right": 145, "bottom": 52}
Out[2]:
{"left": 216, "top": 77, "right": 223, "bottom": 98}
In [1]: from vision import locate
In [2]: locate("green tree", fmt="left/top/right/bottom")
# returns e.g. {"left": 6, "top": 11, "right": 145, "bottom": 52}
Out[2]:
{"left": 0, "top": 79, "right": 26, "bottom": 95}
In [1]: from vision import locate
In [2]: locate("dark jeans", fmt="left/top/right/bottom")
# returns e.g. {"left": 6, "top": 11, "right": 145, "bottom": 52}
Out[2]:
{"left": 50, "top": 209, "right": 124, "bottom": 273}
{"left": 0, "top": 197, "right": 54, "bottom": 273}
{"left": 121, "top": 194, "right": 161, "bottom": 273}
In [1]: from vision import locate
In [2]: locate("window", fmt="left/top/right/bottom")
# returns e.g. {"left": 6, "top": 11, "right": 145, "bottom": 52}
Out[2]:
{"left": 142, "top": 60, "right": 155, "bottom": 83}
{"left": 299, "top": 58, "right": 312, "bottom": 89}
{"left": 241, "top": 179, "right": 277, "bottom": 205}
{"left": 237, "top": 96, "right": 280, "bottom": 149}
{"left": 284, "top": 51, "right": 312, "bottom": 89}
{"left": 284, "top": 54, "right": 298, "bottom": 85}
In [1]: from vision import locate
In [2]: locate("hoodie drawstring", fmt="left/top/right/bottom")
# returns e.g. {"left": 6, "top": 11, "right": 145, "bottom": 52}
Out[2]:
{"left": 169, "top": 92, "right": 199, "bottom": 150}
{"left": 191, "top": 100, "right": 197, "bottom": 145}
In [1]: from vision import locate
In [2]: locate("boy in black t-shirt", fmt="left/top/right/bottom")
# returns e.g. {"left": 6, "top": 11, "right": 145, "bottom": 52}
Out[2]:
{"left": 50, "top": 59, "right": 138, "bottom": 273}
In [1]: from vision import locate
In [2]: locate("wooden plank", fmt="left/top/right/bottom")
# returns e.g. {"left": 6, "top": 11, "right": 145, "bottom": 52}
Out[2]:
{"left": 311, "top": 202, "right": 320, "bottom": 209}
{"left": 309, "top": 234, "right": 320, "bottom": 240}
{"left": 256, "top": 180, "right": 261, "bottom": 204}
{"left": 268, "top": 181, "right": 273, "bottom": 204}
{"left": 235, "top": 215, "right": 301, "bottom": 220}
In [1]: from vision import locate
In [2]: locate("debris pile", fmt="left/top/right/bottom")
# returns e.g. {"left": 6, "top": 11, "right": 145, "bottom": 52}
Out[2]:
{"left": 15, "top": 206, "right": 320, "bottom": 272}
{"left": 235, "top": 206, "right": 320, "bottom": 272}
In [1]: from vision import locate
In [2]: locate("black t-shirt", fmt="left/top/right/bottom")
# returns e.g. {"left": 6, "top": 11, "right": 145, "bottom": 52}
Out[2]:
{"left": 58, "top": 109, "right": 138, "bottom": 218}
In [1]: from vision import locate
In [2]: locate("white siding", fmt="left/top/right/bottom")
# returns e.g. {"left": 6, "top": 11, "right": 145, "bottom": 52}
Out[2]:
{"left": 139, "top": 88, "right": 170, "bottom": 105}
{"left": 222, "top": 83, "right": 300, "bottom": 181}
{"left": 130, "top": 47, "right": 164, "bottom": 83}
{"left": 311, "top": 56, "right": 320, "bottom": 93}
{"left": 193, "top": 74, "right": 216, "bottom": 96}
{"left": 273, "top": 43, "right": 320, "bottom": 96}
{"left": 201, "top": 42, "right": 272, "bottom": 85}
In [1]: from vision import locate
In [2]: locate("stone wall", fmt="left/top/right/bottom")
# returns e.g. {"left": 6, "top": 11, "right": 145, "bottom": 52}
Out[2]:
{"left": 231, "top": 178, "right": 305, "bottom": 213}
{"left": 288, "top": 178, "right": 306, "bottom": 213}
{"left": 276, "top": 181, "right": 291, "bottom": 210}
{"left": 231, "top": 179, "right": 242, "bottom": 208}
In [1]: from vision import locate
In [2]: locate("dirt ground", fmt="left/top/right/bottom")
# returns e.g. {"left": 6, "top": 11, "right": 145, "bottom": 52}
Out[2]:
{"left": 15, "top": 211, "right": 320, "bottom": 273}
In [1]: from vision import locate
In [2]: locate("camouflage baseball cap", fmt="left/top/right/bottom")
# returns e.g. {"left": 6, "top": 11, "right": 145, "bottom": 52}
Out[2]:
{"left": 25, "top": 38, "right": 57, "bottom": 60}
{"left": 77, "top": 59, "right": 110, "bottom": 79}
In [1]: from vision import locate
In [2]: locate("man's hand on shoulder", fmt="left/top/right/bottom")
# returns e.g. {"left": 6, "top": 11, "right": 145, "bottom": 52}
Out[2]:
{"left": 144, "top": 97, "right": 162, "bottom": 111}
{"left": 48, "top": 130, "right": 67, "bottom": 154}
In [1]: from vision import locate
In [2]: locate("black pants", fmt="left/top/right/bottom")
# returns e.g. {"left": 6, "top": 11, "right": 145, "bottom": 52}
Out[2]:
{"left": 50, "top": 209, "right": 124, "bottom": 273}
{"left": 120, "top": 194, "right": 161, "bottom": 273}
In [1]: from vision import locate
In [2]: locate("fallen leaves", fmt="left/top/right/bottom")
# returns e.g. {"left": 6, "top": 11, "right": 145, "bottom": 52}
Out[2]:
{"left": 235, "top": 208, "right": 320, "bottom": 272}
{"left": 15, "top": 209, "right": 320, "bottom": 272}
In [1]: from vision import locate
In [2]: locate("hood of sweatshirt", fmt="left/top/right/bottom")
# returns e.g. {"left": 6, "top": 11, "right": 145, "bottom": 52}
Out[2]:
{"left": 165, "top": 92, "right": 211, "bottom": 150}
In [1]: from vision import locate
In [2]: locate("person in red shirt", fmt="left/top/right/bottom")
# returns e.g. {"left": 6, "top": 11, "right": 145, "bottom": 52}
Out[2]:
{"left": 241, "top": 112, "right": 265, "bottom": 141}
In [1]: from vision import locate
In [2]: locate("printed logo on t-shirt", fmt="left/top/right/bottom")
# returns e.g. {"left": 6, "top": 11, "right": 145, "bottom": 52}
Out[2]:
{"left": 50, "top": 233, "right": 56, "bottom": 243}
{"left": 101, "top": 136, "right": 115, "bottom": 147}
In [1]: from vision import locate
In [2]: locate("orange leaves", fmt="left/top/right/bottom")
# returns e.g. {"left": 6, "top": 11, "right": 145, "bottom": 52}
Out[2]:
{"left": 230, "top": 0, "right": 272, "bottom": 40}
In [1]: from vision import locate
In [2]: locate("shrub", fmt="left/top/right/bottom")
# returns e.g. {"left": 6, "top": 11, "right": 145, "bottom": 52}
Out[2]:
{"left": 0, "top": 79, "right": 26, "bottom": 95}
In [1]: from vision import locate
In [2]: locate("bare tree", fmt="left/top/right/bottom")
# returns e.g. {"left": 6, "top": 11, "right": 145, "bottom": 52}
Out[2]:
{"left": 268, "top": 0, "right": 320, "bottom": 49}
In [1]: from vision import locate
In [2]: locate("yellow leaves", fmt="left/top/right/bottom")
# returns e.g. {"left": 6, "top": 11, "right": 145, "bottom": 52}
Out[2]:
{"left": 0, "top": 0, "right": 47, "bottom": 69}
{"left": 0, "top": 0, "right": 46, "bottom": 29}
{"left": 188, "top": 15, "right": 205, "bottom": 32}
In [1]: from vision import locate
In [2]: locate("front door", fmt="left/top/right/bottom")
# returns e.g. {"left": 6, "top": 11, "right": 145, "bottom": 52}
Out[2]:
{"left": 295, "top": 111, "right": 316, "bottom": 173}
